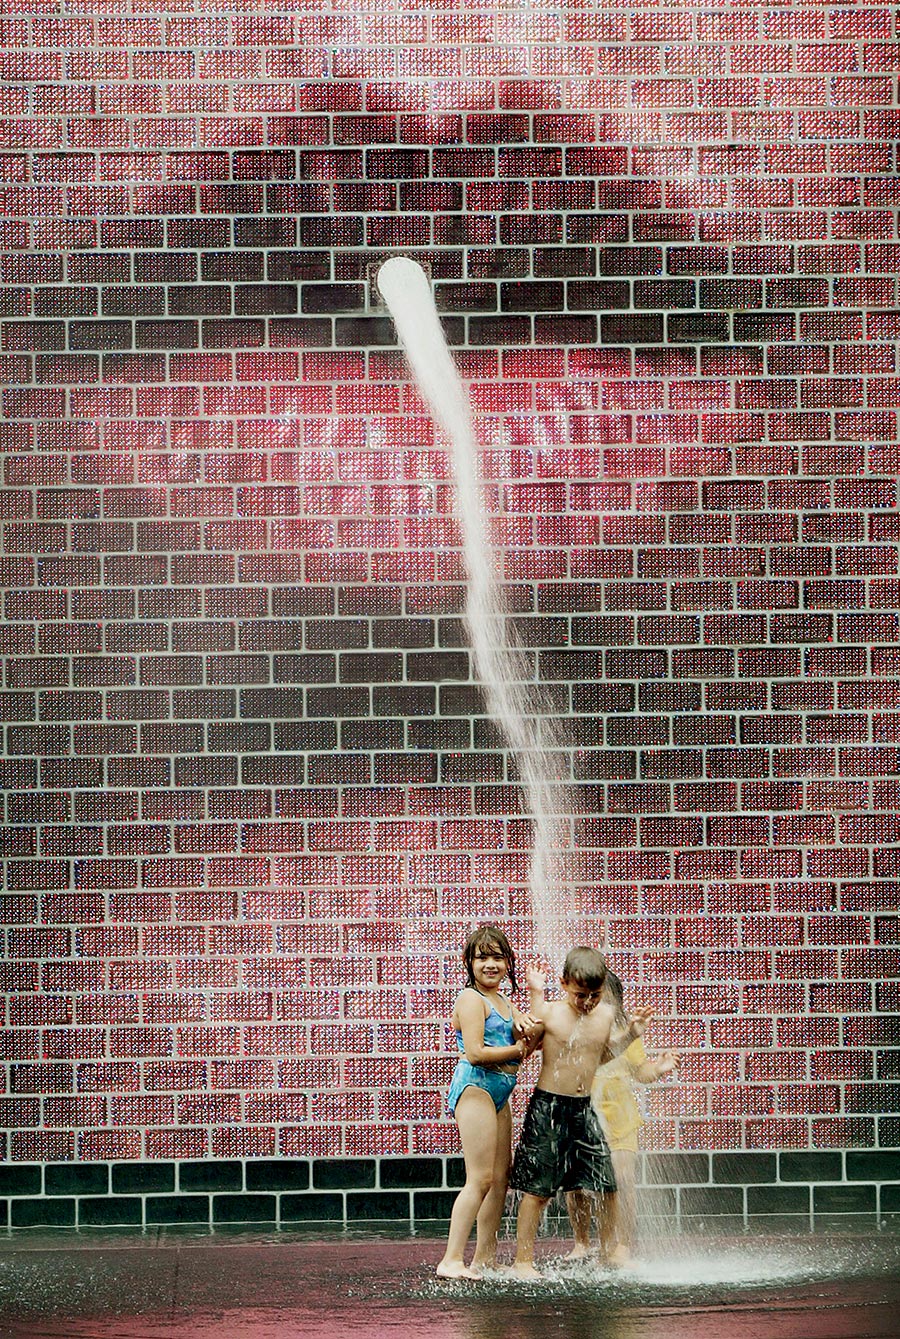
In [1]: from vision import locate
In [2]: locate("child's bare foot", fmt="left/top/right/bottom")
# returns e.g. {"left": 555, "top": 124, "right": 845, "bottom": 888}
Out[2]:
{"left": 607, "top": 1244, "right": 632, "bottom": 1268}
{"left": 510, "top": 1261, "right": 543, "bottom": 1280}
{"left": 565, "top": 1242, "right": 590, "bottom": 1260}
{"left": 436, "top": 1260, "right": 483, "bottom": 1280}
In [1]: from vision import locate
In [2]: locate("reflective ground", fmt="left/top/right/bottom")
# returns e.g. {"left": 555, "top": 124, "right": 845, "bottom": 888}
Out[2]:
{"left": 0, "top": 1229, "right": 898, "bottom": 1339}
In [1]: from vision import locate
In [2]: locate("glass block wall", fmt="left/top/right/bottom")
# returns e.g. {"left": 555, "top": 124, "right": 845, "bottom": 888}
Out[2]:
{"left": 1, "top": 0, "right": 899, "bottom": 1226}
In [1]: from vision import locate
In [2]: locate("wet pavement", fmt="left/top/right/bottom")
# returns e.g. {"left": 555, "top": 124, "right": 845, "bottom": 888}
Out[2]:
{"left": 0, "top": 1229, "right": 898, "bottom": 1339}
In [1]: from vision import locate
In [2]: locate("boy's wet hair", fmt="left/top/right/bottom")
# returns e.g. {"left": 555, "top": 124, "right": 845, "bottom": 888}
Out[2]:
{"left": 462, "top": 923, "right": 517, "bottom": 993}
{"left": 604, "top": 970, "right": 626, "bottom": 1024}
{"left": 561, "top": 945, "right": 607, "bottom": 990}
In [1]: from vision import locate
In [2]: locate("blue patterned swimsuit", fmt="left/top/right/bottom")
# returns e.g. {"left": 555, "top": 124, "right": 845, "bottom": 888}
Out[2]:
{"left": 447, "top": 990, "right": 520, "bottom": 1115}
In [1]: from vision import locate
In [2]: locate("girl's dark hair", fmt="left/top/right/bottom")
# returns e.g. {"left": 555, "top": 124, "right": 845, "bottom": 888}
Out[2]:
{"left": 462, "top": 923, "right": 517, "bottom": 993}
{"left": 604, "top": 970, "right": 626, "bottom": 1026}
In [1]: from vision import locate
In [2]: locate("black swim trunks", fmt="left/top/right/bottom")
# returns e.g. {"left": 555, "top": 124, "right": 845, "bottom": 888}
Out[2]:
{"left": 510, "top": 1089, "right": 617, "bottom": 1199}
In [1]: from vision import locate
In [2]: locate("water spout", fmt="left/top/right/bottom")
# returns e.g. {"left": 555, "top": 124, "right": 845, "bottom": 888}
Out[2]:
{"left": 376, "top": 256, "right": 572, "bottom": 965}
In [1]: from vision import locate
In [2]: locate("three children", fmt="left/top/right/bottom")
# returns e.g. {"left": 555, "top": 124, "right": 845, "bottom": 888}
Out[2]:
{"left": 438, "top": 931, "right": 674, "bottom": 1280}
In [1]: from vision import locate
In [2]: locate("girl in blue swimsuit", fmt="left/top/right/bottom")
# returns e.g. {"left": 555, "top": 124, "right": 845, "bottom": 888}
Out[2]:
{"left": 436, "top": 924, "right": 541, "bottom": 1280}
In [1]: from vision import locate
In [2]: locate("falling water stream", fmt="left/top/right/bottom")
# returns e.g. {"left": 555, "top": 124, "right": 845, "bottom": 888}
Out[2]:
{"left": 376, "top": 256, "right": 572, "bottom": 966}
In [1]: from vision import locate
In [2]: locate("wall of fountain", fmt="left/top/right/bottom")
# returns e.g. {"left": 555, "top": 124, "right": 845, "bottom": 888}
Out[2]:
{"left": 0, "top": 0, "right": 898, "bottom": 1227}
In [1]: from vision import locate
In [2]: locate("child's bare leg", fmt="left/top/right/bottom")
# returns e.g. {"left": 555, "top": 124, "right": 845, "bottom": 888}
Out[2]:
{"left": 436, "top": 1088, "right": 499, "bottom": 1279}
{"left": 565, "top": 1190, "right": 592, "bottom": 1258}
{"left": 471, "top": 1101, "right": 512, "bottom": 1269}
{"left": 511, "top": 1192, "right": 549, "bottom": 1279}
{"left": 596, "top": 1188, "right": 618, "bottom": 1264}
{"left": 608, "top": 1149, "right": 636, "bottom": 1264}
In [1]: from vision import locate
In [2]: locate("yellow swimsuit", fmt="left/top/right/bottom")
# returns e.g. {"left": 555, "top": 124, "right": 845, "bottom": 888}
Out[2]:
{"left": 590, "top": 1037, "right": 647, "bottom": 1154}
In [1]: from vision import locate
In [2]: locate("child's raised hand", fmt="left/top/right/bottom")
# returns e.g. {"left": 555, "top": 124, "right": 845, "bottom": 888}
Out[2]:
{"left": 657, "top": 1050, "right": 680, "bottom": 1076}
{"left": 525, "top": 966, "right": 546, "bottom": 992}
{"left": 628, "top": 1005, "right": 654, "bottom": 1036}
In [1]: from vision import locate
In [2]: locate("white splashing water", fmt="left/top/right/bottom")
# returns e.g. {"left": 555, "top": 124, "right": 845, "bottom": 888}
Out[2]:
{"left": 376, "top": 256, "right": 572, "bottom": 965}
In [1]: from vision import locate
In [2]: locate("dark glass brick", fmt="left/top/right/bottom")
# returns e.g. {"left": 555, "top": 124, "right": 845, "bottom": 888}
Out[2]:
{"left": 213, "top": 1194, "right": 277, "bottom": 1224}
{"left": 69, "top": 320, "right": 133, "bottom": 350}
{"left": 145, "top": 1195, "right": 210, "bottom": 1225}
{"left": 0, "top": 1165, "right": 41, "bottom": 1195}
{"left": 298, "top": 217, "right": 364, "bottom": 248}
{"left": 635, "top": 279, "right": 696, "bottom": 309}
{"left": 280, "top": 1193, "right": 344, "bottom": 1222}
{"left": 813, "top": 1184, "right": 876, "bottom": 1214}
{"left": 346, "top": 1192, "right": 410, "bottom": 1221}
{"left": 681, "top": 1186, "right": 743, "bottom": 1216}
{"left": 179, "top": 1161, "right": 242, "bottom": 1193}
{"left": 273, "top": 655, "right": 338, "bottom": 686}
{"left": 711, "top": 1154, "right": 777, "bottom": 1185}
{"left": 380, "top": 1159, "right": 444, "bottom": 1190}
{"left": 779, "top": 1152, "right": 843, "bottom": 1182}
{"left": 373, "top": 687, "right": 436, "bottom": 717}
{"left": 335, "top": 316, "right": 398, "bottom": 347}
{"left": 305, "top": 688, "right": 369, "bottom": 719}
{"left": 669, "top": 313, "right": 731, "bottom": 342}
{"left": 567, "top": 280, "right": 629, "bottom": 311}
{"left": 301, "top": 284, "right": 365, "bottom": 314}
{"left": 45, "top": 1163, "right": 109, "bottom": 1196}
{"left": 644, "top": 1154, "right": 710, "bottom": 1186}
{"left": 134, "top": 253, "right": 197, "bottom": 283}
{"left": 747, "top": 1185, "right": 810, "bottom": 1215}
{"left": 535, "top": 315, "right": 597, "bottom": 344}
{"left": 236, "top": 285, "right": 298, "bottom": 316}
{"left": 236, "top": 218, "right": 297, "bottom": 248}
{"left": 104, "top": 220, "right": 165, "bottom": 248}
{"left": 700, "top": 279, "right": 764, "bottom": 309}
{"left": 112, "top": 1163, "right": 175, "bottom": 1195}
{"left": 136, "top": 320, "right": 199, "bottom": 350}
{"left": 467, "top": 248, "right": 529, "bottom": 279}
{"left": 169, "top": 286, "right": 231, "bottom": 316}
{"left": 600, "top": 314, "right": 664, "bottom": 344}
{"left": 412, "top": 1191, "right": 456, "bottom": 1219}
{"left": 268, "top": 316, "right": 333, "bottom": 347}
{"left": 12, "top": 1198, "right": 76, "bottom": 1227}
{"left": 341, "top": 720, "right": 404, "bottom": 750}
{"left": 846, "top": 1151, "right": 900, "bottom": 1181}
{"left": 202, "top": 318, "right": 266, "bottom": 348}
{"left": 79, "top": 1196, "right": 142, "bottom": 1227}
{"left": 734, "top": 312, "right": 796, "bottom": 342}
{"left": 246, "top": 1161, "right": 310, "bottom": 1192}
{"left": 36, "top": 287, "right": 97, "bottom": 317}
{"left": 469, "top": 315, "right": 531, "bottom": 346}
{"left": 313, "top": 1159, "right": 375, "bottom": 1191}
{"left": 103, "top": 286, "right": 165, "bottom": 317}
{"left": 167, "top": 220, "right": 230, "bottom": 248}
{"left": 406, "top": 652, "right": 469, "bottom": 683}
{"left": 308, "top": 755, "right": 368, "bottom": 784}
{"left": 267, "top": 251, "right": 332, "bottom": 282}
{"left": 406, "top": 720, "right": 470, "bottom": 750}
{"left": 500, "top": 280, "right": 563, "bottom": 312}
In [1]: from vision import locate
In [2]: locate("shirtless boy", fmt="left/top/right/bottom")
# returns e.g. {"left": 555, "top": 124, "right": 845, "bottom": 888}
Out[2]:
{"left": 509, "top": 946, "right": 653, "bottom": 1279}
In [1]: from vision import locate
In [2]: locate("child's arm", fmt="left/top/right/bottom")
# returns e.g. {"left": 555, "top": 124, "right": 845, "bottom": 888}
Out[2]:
{"left": 456, "top": 989, "right": 528, "bottom": 1067}
{"left": 632, "top": 1050, "right": 681, "bottom": 1085}
{"left": 525, "top": 967, "right": 547, "bottom": 1018}
{"left": 608, "top": 1005, "right": 654, "bottom": 1055}
{"left": 512, "top": 1002, "right": 545, "bottom": 1052}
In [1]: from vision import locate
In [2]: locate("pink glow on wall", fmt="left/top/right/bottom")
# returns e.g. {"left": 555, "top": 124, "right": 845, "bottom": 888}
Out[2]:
{"left": 0, "top": 0, "right": 898, "bottom": 1165}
